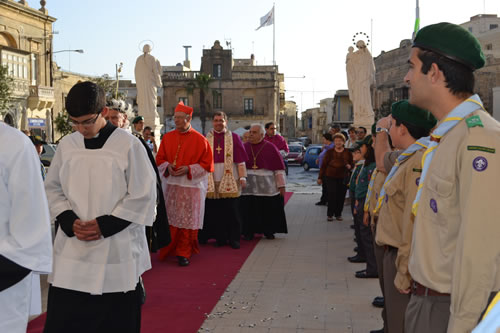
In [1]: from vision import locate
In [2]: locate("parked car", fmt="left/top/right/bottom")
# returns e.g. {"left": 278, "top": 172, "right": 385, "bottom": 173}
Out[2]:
{"left": 40, "top": 143, "right": 57, "bottom": 167}
{"left": 286, "top": 144, "right": 305, "bottom": 165}
{"left": 301, "top": 145, "right": 322, "bottom": 171}
{"left": 297, "top": 136, "right": 312, "bottom": 147}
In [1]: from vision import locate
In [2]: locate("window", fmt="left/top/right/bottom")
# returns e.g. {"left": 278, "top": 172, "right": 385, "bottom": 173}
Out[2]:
{"left": 213, "top": 91, "right": 222, "bottom": 109}
{"left": 1, "top": 50, "right": 29, "bottom": 80}
{"left": 31, "top": 54, "right": 37, "bottom": 85}
{"left": 468, "top": 27, "right": 473, "bottom": 33}
{"left": 178, "top": 97, "right": 188, "bottom": 105}
{"left": 490, "top": 24, "right": 498, "bottom": 30}
{"left": 486, "top": 43, "right": 493, "bottom": 51}
{"left": 212, "top": 64, "right": 222, "bottom": 78}
{"left": 244, "top": 98, "right": 254, "bottom": 114}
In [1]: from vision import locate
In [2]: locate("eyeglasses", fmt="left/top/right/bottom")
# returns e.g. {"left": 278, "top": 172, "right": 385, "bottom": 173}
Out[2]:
{"left": 68, "top": 113, "right": 100, "bottom": 128}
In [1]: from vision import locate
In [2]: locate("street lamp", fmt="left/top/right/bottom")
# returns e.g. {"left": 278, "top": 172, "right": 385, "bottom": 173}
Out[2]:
{"left": 52, "top": 49, "right": 84, "bottom": 54}
{"left": 48, "top": 49, "right": 84, "bottom": 142}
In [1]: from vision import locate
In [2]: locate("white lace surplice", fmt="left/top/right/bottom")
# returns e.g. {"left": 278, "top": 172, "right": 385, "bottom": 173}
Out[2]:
{"left": 158, "top": 162, "right": 209, "bottom": 230}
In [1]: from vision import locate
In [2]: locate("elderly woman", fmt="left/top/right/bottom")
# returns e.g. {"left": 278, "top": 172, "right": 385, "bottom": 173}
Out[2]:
{"left": 318, "top": 133, "right": 353, "bottom": 221}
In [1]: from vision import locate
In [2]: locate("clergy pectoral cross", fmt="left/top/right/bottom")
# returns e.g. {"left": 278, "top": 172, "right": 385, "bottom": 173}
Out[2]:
{"left": 252, "top": 160, "right": 258, "bottom": 169}
{"left": 216, "top": 145, "right": 222, "bottom": 154}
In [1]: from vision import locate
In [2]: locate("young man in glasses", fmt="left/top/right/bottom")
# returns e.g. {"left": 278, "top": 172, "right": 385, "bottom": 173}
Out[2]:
{"left": 43, "top": 81, "right": 157, "bottom": 333}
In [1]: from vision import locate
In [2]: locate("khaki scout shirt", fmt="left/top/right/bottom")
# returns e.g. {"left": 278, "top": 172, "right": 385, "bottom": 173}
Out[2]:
{"left": 375, "top": 150, "right": 423, "bottom": 291}
{"left": 408, "top": 109, "right": 500, "bottom": 333}
{"left": 368, "top": 170, "right": 387, "bottom": 226}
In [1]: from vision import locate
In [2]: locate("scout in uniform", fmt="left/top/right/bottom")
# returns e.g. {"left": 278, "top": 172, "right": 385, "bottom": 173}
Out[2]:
{"left": 404, "top": 22, "right": 500, "bottom": 333}
{"left": 347, "top": 144, "right": 366, "bottom": 263}
{"left": 373, "top": 101, "right": 437, "bottom": 333}
{"left": 363, "top": 124, "right": 389, "bottom": 333}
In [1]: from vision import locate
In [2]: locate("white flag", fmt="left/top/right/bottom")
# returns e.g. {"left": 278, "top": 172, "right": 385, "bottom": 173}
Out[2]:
{"left": 256, "top": 6, "right": 274, "bottom": 31}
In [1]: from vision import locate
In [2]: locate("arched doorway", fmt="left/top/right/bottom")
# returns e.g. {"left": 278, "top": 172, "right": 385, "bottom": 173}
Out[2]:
{"left": 4, "top": 113, "right": 14, "bottom": 126}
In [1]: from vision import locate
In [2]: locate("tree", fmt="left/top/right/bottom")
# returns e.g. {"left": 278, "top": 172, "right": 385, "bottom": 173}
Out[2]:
{"left": 54, "top": 110, "right": 73, "bottom": 140}
{"left": 90, "top": 75, "right": 127, "bottom": 102}
{"left": 0, "top": 65, "right": 13, "bottom": 116}
{"left": 194, "top": 73, "right": 212, "bottom": 135}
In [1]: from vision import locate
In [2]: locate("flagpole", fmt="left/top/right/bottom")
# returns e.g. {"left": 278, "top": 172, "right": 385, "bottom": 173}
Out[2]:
{"left": 273, "top": 3, "right": 276, "bottom": 66}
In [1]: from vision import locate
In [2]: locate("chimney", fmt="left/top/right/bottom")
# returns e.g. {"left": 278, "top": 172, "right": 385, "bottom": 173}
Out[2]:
{"left": 183, "top": 45, "right": 192, "bottom": 69}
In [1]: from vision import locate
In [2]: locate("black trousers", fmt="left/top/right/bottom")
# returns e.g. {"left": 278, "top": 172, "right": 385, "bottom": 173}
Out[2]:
{"left": 356, "top": 197, "right": 377, "bottom": 275}
{"left": 43, "top": 283, "right": 142, "bottom": 333}
{"left": 325, "top": 177, "right": 347, "bottom": 217}
{"left": 352, "top": 190, "right": 365, "bottom": 258}
{"left": 320, "top": 176, "right": 328, "bottom": 203}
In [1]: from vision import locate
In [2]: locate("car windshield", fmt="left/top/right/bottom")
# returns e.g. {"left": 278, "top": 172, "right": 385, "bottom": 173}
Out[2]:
{"left": 289, "top": 145, "right": 302, "bottom": 153}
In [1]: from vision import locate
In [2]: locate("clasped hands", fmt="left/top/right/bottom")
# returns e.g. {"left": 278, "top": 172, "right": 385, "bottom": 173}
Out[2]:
{"left": 73, "top": 219, "right": 101, "bottom": 241}
{"left": 167, "top": 164, "right": 189, "bottom": 177}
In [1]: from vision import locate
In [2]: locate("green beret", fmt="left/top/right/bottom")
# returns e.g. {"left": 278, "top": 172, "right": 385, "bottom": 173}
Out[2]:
{"left": 391, "top": 100, "right": 437, "bottom": 131}
{"left": 132, "top": 116, "right": 144, "bottom": 124}
{"left": 413, "top": 22, "right": 485, "bottom": 70}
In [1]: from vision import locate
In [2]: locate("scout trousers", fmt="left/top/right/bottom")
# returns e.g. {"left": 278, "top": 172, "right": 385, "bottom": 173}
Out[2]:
{"left": 384, "top": 247, "right": 410, "bottom": 333}
{"left": 356, "top": 197, "right": 377, "bottom": 275}
{"left": 405, "top": 293, "right": 450, "bottom": 333}
{"left": 373, "top": 225, "right": 388, "bottom": 332}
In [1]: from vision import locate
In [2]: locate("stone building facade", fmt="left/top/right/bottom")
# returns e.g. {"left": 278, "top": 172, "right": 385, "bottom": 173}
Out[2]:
{"left": 373, "top": 15, "right": 500, "bottom": 116}
{"left": 280, "top": 100, "right": 297, "bottom": 139}
{"left": 332, "top": 90, "right": 354, "bottom": 127}
{"left": 162, "top": 40, "right": 285, "bottom": 135}
{"left": 299, "top": 107, "right": 326, "bottom": 144}
{"left": 0, "top": 0, "right": 55, "bottom": 139}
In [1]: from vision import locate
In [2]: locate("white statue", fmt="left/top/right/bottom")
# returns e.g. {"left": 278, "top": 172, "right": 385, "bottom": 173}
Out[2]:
{"left": 134, "top": 44, "right": 162, "bottom": 136}
{"left": 346, "top": 40, "right": 376, "bottom": 130}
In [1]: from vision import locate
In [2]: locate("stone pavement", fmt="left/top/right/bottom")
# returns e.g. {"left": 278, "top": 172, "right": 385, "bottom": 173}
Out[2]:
{"left": 199, "top": 193, "right": 383, "bottom": 333}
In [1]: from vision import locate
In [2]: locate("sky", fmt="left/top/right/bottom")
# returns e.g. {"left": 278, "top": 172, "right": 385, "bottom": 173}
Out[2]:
{"left": 46, "top": 0, "right": 499, "bottom": 112}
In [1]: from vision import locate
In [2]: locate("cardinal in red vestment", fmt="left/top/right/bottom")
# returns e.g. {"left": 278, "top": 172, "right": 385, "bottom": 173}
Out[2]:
{"left": 156, "top": 102, "right": 214, "bottom": 266}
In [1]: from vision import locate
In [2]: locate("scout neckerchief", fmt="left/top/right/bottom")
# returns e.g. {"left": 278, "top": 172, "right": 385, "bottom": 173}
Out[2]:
{"left": 412, "top": 94, "right": 485, "bottom": 216}
{"left": 349, "top": 160, "right": 364, "bottom": 187}
{"left": 363, "top": 169, "right": 378, "bottom": 212}
{"left": 206, "top": 129, "right": 240, "bottom": 199}
{"left": 373, "top": 136, "right": 431, "bottom": 214}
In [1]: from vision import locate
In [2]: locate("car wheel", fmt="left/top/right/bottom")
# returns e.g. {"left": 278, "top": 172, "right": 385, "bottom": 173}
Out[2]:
{"left": 303, "top": 162, "right": 310, "bottom": 171}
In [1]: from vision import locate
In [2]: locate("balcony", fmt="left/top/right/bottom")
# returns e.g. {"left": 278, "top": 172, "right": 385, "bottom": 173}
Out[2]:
{"left": 163, "top": 71, "right": 200, "bottom": 80}
{"left": 11, "top": 78, "right": 30, "bottom": 98}
{"left": 28, "top": 85, "right": 55, "bottom": 110}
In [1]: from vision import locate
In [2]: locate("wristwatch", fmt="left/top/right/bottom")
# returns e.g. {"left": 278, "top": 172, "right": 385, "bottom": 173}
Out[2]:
{"left": 376, "top": 127, "right": 389, "bottom": 134}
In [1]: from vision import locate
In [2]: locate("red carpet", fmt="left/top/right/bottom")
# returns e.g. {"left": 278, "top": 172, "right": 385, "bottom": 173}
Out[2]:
{"left": 28, "top": 192, "right": 293, "bottom": 333}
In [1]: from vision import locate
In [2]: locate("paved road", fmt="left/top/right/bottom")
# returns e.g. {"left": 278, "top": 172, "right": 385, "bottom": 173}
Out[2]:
{"left": 286, "top": 165, "right": 321, "bottom": 194}
{"left": 200, "top": 193, "right": 383, "bottom": 333}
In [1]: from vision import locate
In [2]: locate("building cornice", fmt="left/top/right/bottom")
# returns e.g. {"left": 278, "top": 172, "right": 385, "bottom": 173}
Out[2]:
{"left": 0, "top": 0, "right": 56, "bottom": 23}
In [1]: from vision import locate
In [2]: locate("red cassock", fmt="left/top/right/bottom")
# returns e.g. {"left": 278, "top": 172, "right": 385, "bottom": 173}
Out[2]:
{"left": 156, "top": 127, "right": 214, "bottom": 260}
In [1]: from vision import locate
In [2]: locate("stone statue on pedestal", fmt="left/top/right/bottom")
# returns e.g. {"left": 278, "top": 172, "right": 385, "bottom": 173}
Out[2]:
{"left": 346, "top": 40, "right": 376, "bottom": 131}
{"left": 134, "top": 44, "right": 162, "bottom": 137}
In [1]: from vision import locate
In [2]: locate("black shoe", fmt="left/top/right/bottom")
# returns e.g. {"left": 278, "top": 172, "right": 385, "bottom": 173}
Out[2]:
{"left": 347, "top": 255, "right": 366, "bottom": 263}
{"left": 355, "top": 271, "right": 378, "bottom": 279}
{"left": 350, "top": 225, "right": 355, "bottom": 229}
{"left": 355, "top": 269, "right": 366, "bottom": 274}
{"left": 264, "top": 233, "right": 275, "bottom": 240}
{"left": 372, "top": 296, "right": 384, "bottom": 308}
{"left": 215, "top": 240, "right": 227, "bottom": 247}
{"left": 315, "top": 201, "right": 327, "bottom": 206}
{"left": 229, "top": 240, "right": 240, "bottom": 249}
{"left": 370, "top": 328, "right": 385, "bottom": 333}
{"left": 177, "top": 256, "right": 190, "bottom": 267}
{"left": 353, "top": 246, "right": 359, "bottom": 252}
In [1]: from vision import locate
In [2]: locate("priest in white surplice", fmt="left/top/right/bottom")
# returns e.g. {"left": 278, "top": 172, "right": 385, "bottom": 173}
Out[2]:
{"left": 0, "top": 122, "right": 53, "bottom": 333}
{"left": 43, "top": 81, "right": 156, "bottom": 333}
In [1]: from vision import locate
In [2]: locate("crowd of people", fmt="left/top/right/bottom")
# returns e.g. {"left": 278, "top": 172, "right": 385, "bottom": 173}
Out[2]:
{"left": 313, "top": 22, "right": 500, "bottom": 333}
{"left": 2, "top": 22, "right": 500, "bottom": 333}
{"left": 1, "top": 82, "right": 289, "bottom": 332}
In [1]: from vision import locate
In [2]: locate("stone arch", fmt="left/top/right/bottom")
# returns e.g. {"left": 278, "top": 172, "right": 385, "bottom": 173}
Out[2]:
{"left": 0, "top": 32, "right": 17, "bottom": 48}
